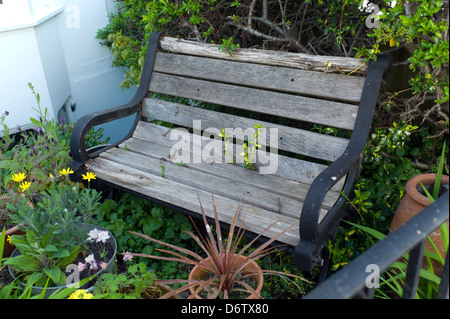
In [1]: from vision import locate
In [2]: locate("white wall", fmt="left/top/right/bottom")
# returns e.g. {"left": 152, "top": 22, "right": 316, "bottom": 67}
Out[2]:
{"left": 0, "top": 0, "right": 137, "bottom": 142}
{"left": 0, "top": 25, "right": 59, "bottom": 133}
{"left": 56, "top": 0, "right": 137, "bottom": 143}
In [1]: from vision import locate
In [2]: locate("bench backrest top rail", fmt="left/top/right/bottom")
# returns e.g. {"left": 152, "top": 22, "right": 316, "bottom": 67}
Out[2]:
{"left": 159, "top": 36, "right": 368, "bottom": 74}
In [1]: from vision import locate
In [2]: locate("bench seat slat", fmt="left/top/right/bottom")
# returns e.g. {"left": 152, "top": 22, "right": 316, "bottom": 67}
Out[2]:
{"left": 85, "top": 156, "right": 302, "bottom": 246}
{"left": 100, "top": 147, "right": 309, "bottom": 219}
{"left": 149, "top": 72, "right": 359, "bottom": 131}
{"left": 131, "top": 121, "right": 345, "bottom": 192}
{"left": 141, "top": 98, "right": 350, "bottom": 162}
{"left": 121, "top": 133, "right": 344, "bottom": 194}
{"left": 113, "top": 136, "right": 341, "bottom": 211}
{"left": 154, "top": 53, "right": 365, "bottom": 103}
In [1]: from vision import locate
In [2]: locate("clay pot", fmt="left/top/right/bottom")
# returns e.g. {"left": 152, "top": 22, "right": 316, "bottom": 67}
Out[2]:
{"left": 390, "top": 173, "right": 449, "bottom": 276}
{"left": 3, "top": 225, "right": 25, "bottom": 258}
{"left": 188, "top": 254, "right": 264, "bottom": 299}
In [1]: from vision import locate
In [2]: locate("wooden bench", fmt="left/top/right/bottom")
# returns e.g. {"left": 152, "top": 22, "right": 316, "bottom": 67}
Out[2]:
{"left": 69, "top": 31, "right": 390, "bottom": 272}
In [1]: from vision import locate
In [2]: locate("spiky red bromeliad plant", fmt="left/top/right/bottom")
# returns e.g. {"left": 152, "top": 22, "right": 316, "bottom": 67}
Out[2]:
{"left": 122, "top": 194, "right": 307, "bottom": 299}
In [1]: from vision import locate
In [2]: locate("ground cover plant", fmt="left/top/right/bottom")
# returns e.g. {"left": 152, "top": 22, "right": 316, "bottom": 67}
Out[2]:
{"left": 95, "top": 192, "right": 316, "bottom": 298}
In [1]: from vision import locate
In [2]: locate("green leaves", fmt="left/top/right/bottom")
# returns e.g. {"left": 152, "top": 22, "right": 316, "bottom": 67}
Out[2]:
{"left": 218, "top": 37, "right": 240, "bottom": 56}
{"left": 30, "top": 117, "right": 43, "bottom": 128}
{"left": 96, "top": 193, "right": 193, "bottom": 278}
{"left": 4, "top": 231, "right": 82, "bottom": 288}
{"left": 93, "top": 262, "right": 157, "bottom": 299}
{"left": 367, "top": 0, "right": 449, "bottom": 115}
{"left": 42, "top": 266, "right": 66, "bottom": 286}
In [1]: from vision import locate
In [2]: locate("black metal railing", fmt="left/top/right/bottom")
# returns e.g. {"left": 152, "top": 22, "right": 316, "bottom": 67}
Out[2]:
{"left": 304, "top": 192, "right": 449, "bottom": 299}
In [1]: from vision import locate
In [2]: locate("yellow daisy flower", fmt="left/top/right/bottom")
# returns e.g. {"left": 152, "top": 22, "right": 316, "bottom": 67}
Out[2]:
{"left": 58, "top": 167, "right": 74, "bottom": 177}
{"left": 6, "top": 235, "right": 12, "bottom": 245}
{"left": 19, "top": 181, "right": 31, "bottom": 192}
{"left": 68, "top": 289, "right": 94, "bottom": 299}
{"left": 82, "top": 172, "right": 96, "bottom": 182}
{"left": 11, "top": 173, "right": 26, "bottom": 183}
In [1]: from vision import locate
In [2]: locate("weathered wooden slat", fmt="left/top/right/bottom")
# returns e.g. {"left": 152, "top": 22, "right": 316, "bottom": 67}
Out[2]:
{"left": 154, "top": 52, "right": 365, "bottom": 103}
{"left": 141, "top": 99, "right": 350, "bottom": 162}
{"left": 85, "top": 157, "right": 302, "bottom": 246}
{"left": 149, "top": 73, "right": 358, "bottom": 131}
{"left": 116, "top": 136, "right": 341, "bottom": 212}
{"left": 100, "top": 147, "right": 309, "bottom": 219}
{"left": 128, "top": 121, "right": 343, "bottom": 200}
{"left": 160, "top": 36, "right": 368, "bottom": 74}
{"left": 119, "top": 137, "right": 323, "bottom": 204}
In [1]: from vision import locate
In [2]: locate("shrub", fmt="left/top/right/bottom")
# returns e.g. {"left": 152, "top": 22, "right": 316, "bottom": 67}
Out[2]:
{"left": 96, "top": 0, "right": 217, "bottom": 89}
{"left": 366, "top": 0, "right": 449, "bottom": 139}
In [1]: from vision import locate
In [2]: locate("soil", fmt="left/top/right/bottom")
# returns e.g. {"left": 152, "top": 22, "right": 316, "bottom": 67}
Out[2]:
{"left": 70, "top": 240, "right": 116, "bottom": 285}
{"left": 417, "top": 184, "right": 449, "bottom": 198}
{"left": 0, "top": 267, "right": 14, "bottom": 287}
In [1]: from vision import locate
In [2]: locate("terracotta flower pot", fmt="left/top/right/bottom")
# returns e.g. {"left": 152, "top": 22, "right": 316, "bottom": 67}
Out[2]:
{"left": 3, "top": 225, "right": 25, "bottom": 258}
{"left": 188, "top": 254, "right": 264, "bottom": 299}
{"left": 390, "top": 173, "right": 449, "bottom": 276}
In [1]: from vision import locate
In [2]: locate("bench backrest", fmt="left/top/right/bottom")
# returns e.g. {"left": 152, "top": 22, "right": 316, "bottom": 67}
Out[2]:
{"left": 141, "top": 36, "right": 368, "bottom": 175}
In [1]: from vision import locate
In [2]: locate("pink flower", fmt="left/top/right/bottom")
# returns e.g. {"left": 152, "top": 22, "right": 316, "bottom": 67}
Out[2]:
{"left": 99, "top": 261, "right": 108, "bottom": 270}
{"left": 78, "top": 262, "right": 87, "bottom": 272}
{"left": 123, "top": 251, "right": 133, "bottom": 261}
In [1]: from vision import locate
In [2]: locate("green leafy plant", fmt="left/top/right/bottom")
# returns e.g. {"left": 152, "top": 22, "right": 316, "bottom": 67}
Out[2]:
{"left": 93, "top": 262, "right": 162, "bottom": 299}
{"left": 367, "top": 0, "right": 448, "bottom": 136}
{"left": 120, "top": 194, "right": 308, "bottom": 299}
{"left": 419, "top": 141, "right": 448, "bottom": 202}
{"left": 1, "top": 83, "right": 108, "bottom": 199}
{"left": 240, "top": 123, "right": 263, "bottom": 170}
{"left": 96, "top": 0, "right": 217, "bottom": 89}
{"left": 3, "top": 169, "right": 109, "bottom": 289}
{"left": 96, "top": 193, "right": 193, "bottom": 279}
{"left": 352, "top": 122, "right": 422, "bottom": 229}
{"left": 7, "top": 181, "right": 102, "bottom": 247}
{"left": 4, "top": 230, "right": 82, "bottom": 287}
{"left": 346, "top": 220, "right": 448, "bottom": 299}
{"left": 159, "top": 165, "right": 166, "bottom": 178}
{"left": 218, "top": 37, "right": 240, "bottom": 56}
{"left": 218, "top": 127, "right": 232, "bottom": 164}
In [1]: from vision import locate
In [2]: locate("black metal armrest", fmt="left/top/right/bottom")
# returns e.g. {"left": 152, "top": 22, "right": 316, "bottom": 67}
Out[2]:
{"left": 294, "top": 54, "right": 392, "bottom": 271}
{"left": 69, "top": 31, "right": 164, "bottom": 172}
{"left": 69, "top": 104, "right": 140, "bottom": 166}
